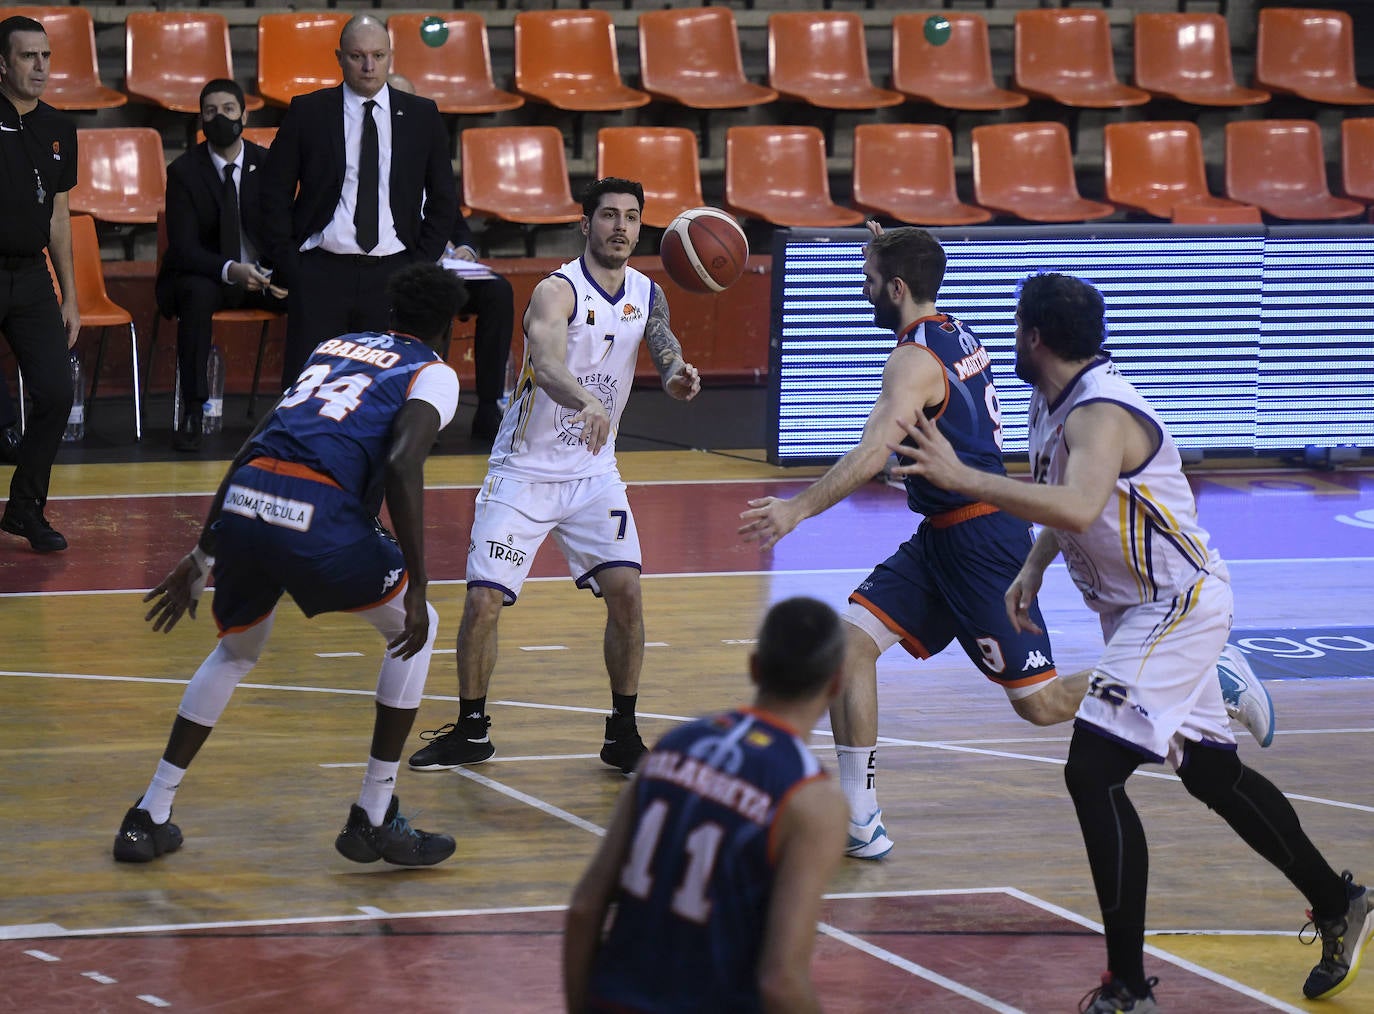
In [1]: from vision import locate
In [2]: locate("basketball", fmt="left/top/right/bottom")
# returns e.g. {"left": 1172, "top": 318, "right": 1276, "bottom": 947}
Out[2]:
{"left": 659, "top": 208, "right": 749, "bottom": 294}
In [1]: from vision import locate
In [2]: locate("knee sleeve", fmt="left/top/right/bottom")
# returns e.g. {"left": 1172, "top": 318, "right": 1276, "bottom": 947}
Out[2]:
{"left": 365, "top": 599, "right": 439, "bottom": 710}
{"left": 176, "top": 619, "right": 272, "bottom": 727}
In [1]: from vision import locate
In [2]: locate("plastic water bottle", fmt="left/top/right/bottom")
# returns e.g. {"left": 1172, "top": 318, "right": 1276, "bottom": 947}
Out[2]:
{"left": 62, "top": 352, "right": 84, "bottom": 442}
{"left": 203, "top": 344, "right": 224, "bottom": 435}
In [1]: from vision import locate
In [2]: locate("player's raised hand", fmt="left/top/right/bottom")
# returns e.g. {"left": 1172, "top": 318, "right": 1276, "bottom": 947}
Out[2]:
{"left": 143, "top": 551, "right": 210, "bottom": 633}
{"left": 738, "top": 496, "right": 800, "bottom": 551}
{"left": 665, "top": 361, "right": 701, "bottom": 401}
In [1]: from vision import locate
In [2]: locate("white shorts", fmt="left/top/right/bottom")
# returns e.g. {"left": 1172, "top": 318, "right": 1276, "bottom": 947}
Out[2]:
{"left": 1077, "top": 570, "right": 1237, "bottom": 767}
{"left": 465, "top": 471, "right": 641, "bottom": 604}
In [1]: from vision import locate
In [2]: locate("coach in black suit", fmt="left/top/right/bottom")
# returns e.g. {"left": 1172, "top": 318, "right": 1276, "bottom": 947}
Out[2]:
{"left": 157, "top": 78, "right": 286, "bottom": 452}
{"left": 259, "top": 15, "right": 457, "bottom": 390}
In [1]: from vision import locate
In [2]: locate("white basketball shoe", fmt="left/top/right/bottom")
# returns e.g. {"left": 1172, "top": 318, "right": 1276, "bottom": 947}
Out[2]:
{"left": 1217, "top": 644, "right": 1275, "bottom": 748}
{"left": 845, "top": 809, "right": 894, "bottom": 860}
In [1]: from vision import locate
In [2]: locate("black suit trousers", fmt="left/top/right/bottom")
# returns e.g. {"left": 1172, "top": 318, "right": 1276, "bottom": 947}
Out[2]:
{"left": 170, "top": 275, "right": 286, "bottom": 409}
{"left": 462, "top": 274, "right": 515, "bottom": 405}
{"left": 1, "top": 259, "right": 72, "bottom": 507}
{"left": 281, "top": 249, "right": 411, "bottom": 390}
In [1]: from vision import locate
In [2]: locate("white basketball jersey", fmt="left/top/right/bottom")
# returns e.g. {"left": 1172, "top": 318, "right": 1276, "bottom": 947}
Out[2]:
{"left": 489, "top": 258, "right": 653, "bottom": 482}
{"left": 1027, "top": 356, "right": 1224, "bottom": 612}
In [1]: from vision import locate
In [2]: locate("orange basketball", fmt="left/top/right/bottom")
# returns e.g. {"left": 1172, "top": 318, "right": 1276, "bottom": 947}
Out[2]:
{"left": 659, "top": 208, "right": 749, "bottom": 294}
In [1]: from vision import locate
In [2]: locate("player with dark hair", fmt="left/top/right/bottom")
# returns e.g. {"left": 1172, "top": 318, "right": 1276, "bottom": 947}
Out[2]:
{"left": 114, "top": 262, "right": 468, "bottom": 868}
{"left": 408, "top": 177, "right": 700, "bottom": 776}
{"left": 892, "top": 271, "right": 1370, "bottom": 1011}
{"left": 565, "top": 596, "right": 848, "bottom": 1013}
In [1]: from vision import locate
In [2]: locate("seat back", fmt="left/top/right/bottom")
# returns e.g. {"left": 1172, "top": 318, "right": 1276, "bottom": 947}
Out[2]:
{"left": 724, "top": 125, "right": 864, "bottom": 226}
{"left": 1015, "top": 10, "right": 1123, "bottom": 94}
{"left": 1256, "top": 8, "right": 1361, "bottom": 94}
{"left": 1342, "top": 118, "right": 1374, "bottom": 202}
{"left": 515, "top": 11, "right": 625, "bottom": 99}
{"left": 853, "top": 123, "right": 963, "bottom": 207}
{"left": 1134, "top": 14, "right": 1236, "bottom": 94}
{"left": 972, "top": 122, "right": 1082, "bottom": 205}
{"left": 257, "top": 13, "right": 350, "bottom": 106}
{"left": 1103, "top": 121, "right": 1210, "bottom": 217}
{"left": 639, "top": 8, "right": 758, "bottom": 98}
{"left": 892, "top": 13, "right": 1001, "bottom": 99}
{"left": 768, "top": 12, "right": 882, "bottom": 98}
{"left": 196, "top": 126, "right": 278, "bottom": 148}
{"left": 124, "top": 12, "right": 237, "bottom": 113}
{"left": 68, "top": 215, "right": 125, "bottom": 321}
{"left": 68, "top": 128, "right": 168, "bottom": 225}
{"left": 460, "top": 126, "right": 580, "bottom": 222}
{"left": 596, "top": 127, "right": 704, "bottom": 229}
{"left": 1, "top": 6, "right": 124, "bottom": 109}
{"left": 1225, "top": 119, "right": 1334, "bottom": 204}
{"left": 388, "top": 13, "right": 519, "bottom": 111}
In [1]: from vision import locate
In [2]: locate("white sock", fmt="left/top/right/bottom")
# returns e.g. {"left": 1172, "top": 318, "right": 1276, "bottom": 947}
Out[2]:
{"left": 359, "top": 757, "right": 400, "bottom": 827}
{"left": 140, "top": 759, "right": 187, "bottom": 825}
{"left": 836, "top": 745, "right": 879, "bottom": 825}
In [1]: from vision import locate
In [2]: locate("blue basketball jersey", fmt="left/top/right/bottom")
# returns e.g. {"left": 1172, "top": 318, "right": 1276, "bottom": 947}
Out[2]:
{"left": 587, "top": 709, "right": 825, "bottom": 1014}
{"left": 248, "top": 332, "right": 447, "bottom": 511}
{"left": 897, "top": 314, "right": 1008, "bottom": 516}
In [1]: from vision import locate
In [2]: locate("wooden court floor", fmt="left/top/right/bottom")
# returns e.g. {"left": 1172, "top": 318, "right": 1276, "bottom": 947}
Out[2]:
{"left": 2, "top": 452, "right": 1373, "bottom": 1012}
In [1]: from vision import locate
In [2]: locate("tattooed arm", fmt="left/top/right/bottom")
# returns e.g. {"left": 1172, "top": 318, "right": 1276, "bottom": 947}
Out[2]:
{"left": 646, "top": 283, "right": 701, "bottom": 402}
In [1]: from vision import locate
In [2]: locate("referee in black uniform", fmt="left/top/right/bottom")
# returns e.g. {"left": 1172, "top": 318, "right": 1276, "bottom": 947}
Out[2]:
{"left": 0, "top": 16, "right": 80, "bottom": 553}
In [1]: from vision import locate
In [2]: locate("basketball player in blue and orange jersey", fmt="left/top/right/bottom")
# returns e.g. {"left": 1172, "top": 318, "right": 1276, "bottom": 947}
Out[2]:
{"left": 407, "top": 177, "right": 700, "bottom": 777}
{"left": 115, "top": 262, "right": 467, "bottom": 868}
{"left": 565, "top": 596, "right": 848, "bottom": 1014}
{"left": 739, "top": 224, "right": 1276, "bottom": 862}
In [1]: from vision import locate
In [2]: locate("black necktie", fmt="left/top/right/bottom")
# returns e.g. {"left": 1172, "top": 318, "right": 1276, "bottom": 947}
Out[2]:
{"left": 355, "top": 99, "right": 379, "bottom": 253}
{"left": 220, "top": 163, "right": 241, "bottom": 265}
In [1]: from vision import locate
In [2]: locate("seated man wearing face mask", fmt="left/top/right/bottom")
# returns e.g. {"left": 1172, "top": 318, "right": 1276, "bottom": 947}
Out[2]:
{"left": 156, "top": 78, "right": 287, "bottom": 452}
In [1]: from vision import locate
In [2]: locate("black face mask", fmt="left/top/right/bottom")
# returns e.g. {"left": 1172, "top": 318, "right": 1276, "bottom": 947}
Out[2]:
{"left": 202, "top": 114, "right": 243, "bottom": 148}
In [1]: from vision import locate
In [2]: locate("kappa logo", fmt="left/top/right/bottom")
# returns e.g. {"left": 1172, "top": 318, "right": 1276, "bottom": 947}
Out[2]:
{"left": 381, "top": 568, "right": 403, "bottom": 594}
{"left": 1021, "top": 650, "right": 1051, "bottom": 671}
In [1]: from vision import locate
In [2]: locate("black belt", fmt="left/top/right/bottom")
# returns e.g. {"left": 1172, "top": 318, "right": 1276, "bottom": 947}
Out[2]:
{"left": 311, "top": 249, "right": 409, "bottom": 266}
{"left": 0, "top": 254, "right": 43, "bottom": 270}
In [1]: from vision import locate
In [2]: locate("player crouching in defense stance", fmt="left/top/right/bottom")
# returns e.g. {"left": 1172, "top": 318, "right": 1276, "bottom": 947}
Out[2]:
{"left": 565, "top": 596, "right": 848, "bottom": 1013}
{"left": 114, "top": 263, "right": 468, "bottom": 867}
{"left": 891, "top": 271, "right": 1370, "bottom": 1011}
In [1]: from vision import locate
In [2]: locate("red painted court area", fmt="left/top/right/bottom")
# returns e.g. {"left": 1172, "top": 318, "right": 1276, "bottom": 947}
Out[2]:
{"left": 3, "top": 894, "right": 1268, "bottom": 1013}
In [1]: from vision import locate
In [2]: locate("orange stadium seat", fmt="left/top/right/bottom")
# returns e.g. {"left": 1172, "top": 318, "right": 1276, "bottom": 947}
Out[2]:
{"left": 124, "top": 12, "right": 264, "bottom": 115}
{"left": 853, "top": 124, "right": 991, "bottom": 227}
{"left": 257, "top": 13, "right": 350, "bottom": 108}
{"left": 1014, "top": 10, "right": 1150, "bottom": 108}
{"left": 596, "top": 127, "right": 705, "bottom": 229}
{"left": 69, "top": 215, "right": 141, "bottom": 440}
{"left": 387, "top": 14, "right": 523, "bottom": 117}
{"left": 0, "top": 6, "right": 124, "bottom": 110}
{"left": 768, "top": 13, "right": 903, "bottom": 111}
{"left": 1133, "top": 14, "right": 1269, "bottom": 107}
{"left": 195, "top": 126, "right": 278, "bottom": 148}
{"left": 460, "top": 126, "right": 582, "bottom": 256}
{"left": 638, "top": 8, "right": 777, "bottom": 112}
{"left": 1225, "top": 120, "right": 1366, "bottom": 221}
{"left": 972, "top": 122, "right": 1116, "bottom": 223}
{"left": 724, "top": 126, "right": 865, "bottom": 228}
{"left": 891, "top": 13, "right": 1027, "bottom": 112}
{"left": 145, "top": 212, "right": 283, "bottom": 420}
{"left": 1104, "top": 122, "right": 1259, "bottom": 223}
{"left": 1341, "top": 119, "right": 1374, "bottom": 210}
{"left": 514, "top": 11, "right": 650, "bottom": 112}
{"left": 1255, "top": 8, "right": 1374, "bottom": 105}
{"left": 68, "top": 128, "right": 166, "bottom": 226}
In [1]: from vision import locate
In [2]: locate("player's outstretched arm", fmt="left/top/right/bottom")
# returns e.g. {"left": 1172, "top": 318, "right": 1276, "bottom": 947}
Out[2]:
{"left": 646, "top": 283, "right": 700, "bottom": 402}
{"left": 383, "top": 398, "right": 444, "bottom": 660}
{"left": 565, "top": 784, "right": 638, "bottom": 1013}
{"left": 739, "top": 344, "right": 941, "bottom": 550}
{"left": 525, "top": 276, "right": 612, "bottom": 454}
{"left": 758, "top": 778, "right": 848, "bottom": 1013}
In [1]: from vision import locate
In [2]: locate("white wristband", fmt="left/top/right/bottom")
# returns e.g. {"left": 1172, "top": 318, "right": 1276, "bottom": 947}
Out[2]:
{"left": 190, "top": 546, "right": 215, "bottom": 573}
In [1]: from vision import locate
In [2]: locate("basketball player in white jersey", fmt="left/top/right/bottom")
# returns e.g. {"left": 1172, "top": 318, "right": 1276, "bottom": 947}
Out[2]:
{"left": 890, "top": 272, "right": 1370, "bottom": 1011}
{"left": 409, "top": 177, "right": 701, "bottom": 776}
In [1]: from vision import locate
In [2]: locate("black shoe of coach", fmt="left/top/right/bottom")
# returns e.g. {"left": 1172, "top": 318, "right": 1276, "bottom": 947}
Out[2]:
{"left": 0, "top": 498, "right": 68, "bottom": 552}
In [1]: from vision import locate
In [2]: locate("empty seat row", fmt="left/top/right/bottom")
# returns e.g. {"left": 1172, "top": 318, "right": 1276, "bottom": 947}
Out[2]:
{"left": 18, "top": 7, "right": 1374, "bottom": 125}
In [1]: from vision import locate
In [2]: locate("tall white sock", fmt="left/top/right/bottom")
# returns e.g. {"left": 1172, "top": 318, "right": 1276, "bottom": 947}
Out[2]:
{"left": 836, "top": 745, "right": 879, "bottom": 824}
{"left": 359, "top": 757, "right": 400, "bottom": 827}
{"left": 140, "top": 759, "right": 186, "bottom": 824}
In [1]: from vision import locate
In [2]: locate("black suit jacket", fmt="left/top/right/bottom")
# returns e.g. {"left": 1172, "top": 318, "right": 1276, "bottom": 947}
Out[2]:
{"left": 155, "top": 140, "right": 272, "bottom": 317}
{"left": 257, "top": 85, "right": 457, "bottom": 286}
